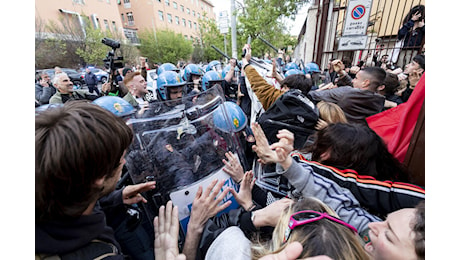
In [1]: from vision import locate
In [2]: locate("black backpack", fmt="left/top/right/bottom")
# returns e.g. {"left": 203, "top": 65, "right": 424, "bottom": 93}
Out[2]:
{"left": 257, "top": 89, "right": 319, "bottom": 149}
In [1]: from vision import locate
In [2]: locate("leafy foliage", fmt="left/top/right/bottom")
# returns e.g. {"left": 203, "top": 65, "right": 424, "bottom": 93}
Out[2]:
{"left": 138, "top": 29, "right": 193, "bottom": 64}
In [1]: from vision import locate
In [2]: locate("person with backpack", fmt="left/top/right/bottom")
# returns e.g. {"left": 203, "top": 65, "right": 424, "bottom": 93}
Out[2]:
{"left": 36, "top": 101, "right": 156, "bottom": 259}
{"left": 241, "top": 44, "right": 319, "bottom": 149}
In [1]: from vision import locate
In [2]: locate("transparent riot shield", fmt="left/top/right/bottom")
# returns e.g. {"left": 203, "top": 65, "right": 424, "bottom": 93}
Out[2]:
{"left": 124, "top": 84, "right": 247, "bottom": 240}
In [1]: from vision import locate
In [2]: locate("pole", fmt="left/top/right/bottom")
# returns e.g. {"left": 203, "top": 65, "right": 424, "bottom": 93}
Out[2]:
{"left": 231, "top": 0, "right": 237, "bottom": 58}
{"left": 224, "top": 34, "right": 228, "bottom": 63}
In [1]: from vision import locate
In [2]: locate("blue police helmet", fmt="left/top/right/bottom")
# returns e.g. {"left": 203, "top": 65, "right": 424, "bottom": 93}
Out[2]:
{"left": 201, "top": 71, "right": 222, "bottom": 91}
{"left": 213, "top": 101, "right": 248, "bottom": 133}
{"left": 157, "top": 63, "right": 179, "bottom": 76}
{"left": 183, "top": 64, "right": 203, "bottom": 81}
{"left": 221, "top": 65, "right": 240, "bottom": 79}
{"left": 35, "top": 103, "right": 63, "bottom": 115}
{"left": 284, "top": 69, "right": 304, "bottom": 77}
{"left": 206, "top": 60, "right": 222, "bottom": 72}
{"left": 92, "top": 96, "right": 136, "bottom": 117}
{"left": 156, "top": 70, "right": 185, "bottom": 100}
{"left": 284, "top": 62, "right": 299, "bottom": 71}
{"left": 304, "top": 62, "right": 321, "bottom": 73}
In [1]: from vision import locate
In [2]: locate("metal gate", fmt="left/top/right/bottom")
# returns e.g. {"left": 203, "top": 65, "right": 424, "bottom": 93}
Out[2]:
{"left": 302, "top": 0, "right": 425, "bottom": 70}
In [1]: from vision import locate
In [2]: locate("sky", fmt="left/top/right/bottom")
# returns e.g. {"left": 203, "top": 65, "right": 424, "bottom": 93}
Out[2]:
{"left": 208, "top": 0, "right": 309, "bottom": 36}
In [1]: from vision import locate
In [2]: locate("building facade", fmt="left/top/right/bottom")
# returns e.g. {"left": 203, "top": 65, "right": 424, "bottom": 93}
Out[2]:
{"left": 119, "top": 0, "right": 215, "bottom": 44}
{"left": 35, "top": 0, "right": 216, "bottom": 44}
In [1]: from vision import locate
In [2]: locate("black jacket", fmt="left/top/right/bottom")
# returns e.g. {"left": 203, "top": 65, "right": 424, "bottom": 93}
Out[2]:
{"left": 398, "top": 20, "right": 425, "bottom": 49}
{"left": 85, "top": 71, "right": 98, "bottom": 86}
{"left": 36, "top": 190, "right": 125, "bottom": 259}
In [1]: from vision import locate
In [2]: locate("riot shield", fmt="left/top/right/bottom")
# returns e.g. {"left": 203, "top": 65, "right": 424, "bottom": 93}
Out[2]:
{"left": 124, "top": 84, "right": 246, "bottom": 238}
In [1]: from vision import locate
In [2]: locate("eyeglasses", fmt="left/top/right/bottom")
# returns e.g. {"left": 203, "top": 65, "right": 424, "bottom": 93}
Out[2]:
{"left": 283, "top": 210, "right": 358, "bottom": 242}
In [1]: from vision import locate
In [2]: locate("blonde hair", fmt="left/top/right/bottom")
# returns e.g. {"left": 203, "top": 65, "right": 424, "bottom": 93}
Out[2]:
{"left": 317, "top": 101, "right": 348, "bottom": 124}
{"left": 251, "top": 197, "right": 369, "bottom": 260}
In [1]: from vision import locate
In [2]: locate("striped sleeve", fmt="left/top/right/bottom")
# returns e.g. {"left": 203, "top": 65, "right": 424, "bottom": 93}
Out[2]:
{"left": 291, "top": 153, "right": 425, "bottom": 217}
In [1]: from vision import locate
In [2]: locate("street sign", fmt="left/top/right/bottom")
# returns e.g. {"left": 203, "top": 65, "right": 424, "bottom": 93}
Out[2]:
{"left": 219, "top": 11, "right": 229, "bottom": 34}
{"left": 342, "top": 0, "right": 373, "bottom": 36}
{"left": 338, "top": 35, "right": 368, "bottom": 51}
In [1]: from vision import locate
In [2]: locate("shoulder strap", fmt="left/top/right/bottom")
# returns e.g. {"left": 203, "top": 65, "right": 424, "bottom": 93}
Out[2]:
{"left": 36, "top": 239, "right": 119, "bottom": 260}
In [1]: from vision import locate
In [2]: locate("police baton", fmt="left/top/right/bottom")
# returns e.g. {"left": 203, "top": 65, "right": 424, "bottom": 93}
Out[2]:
{"left": 211, "top": 45, "right": 241, "bottom": 70}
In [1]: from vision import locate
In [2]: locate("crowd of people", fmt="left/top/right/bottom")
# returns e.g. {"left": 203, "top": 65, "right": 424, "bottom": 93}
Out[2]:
{"left": 35, "top": 6, "right": 425, "bottom": 259}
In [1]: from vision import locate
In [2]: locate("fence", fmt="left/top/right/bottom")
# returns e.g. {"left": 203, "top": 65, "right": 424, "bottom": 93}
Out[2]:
{"left": 302, "top": 0, "right": 425, "bottom": 70}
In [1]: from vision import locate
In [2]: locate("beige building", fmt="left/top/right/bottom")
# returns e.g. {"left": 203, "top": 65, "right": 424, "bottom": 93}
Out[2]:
{"left": 35, "top": 0, "right": 125, "bottom": 39}
{"left": 35, "top": 0, "right": 215, "bottom": 44}
{"left": 120, "top": 0, "right": 216, "bottom": 44}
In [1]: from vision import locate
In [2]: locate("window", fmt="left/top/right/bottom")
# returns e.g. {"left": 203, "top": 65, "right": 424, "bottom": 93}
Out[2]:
{"left": 73, "top": 0, "right": 85, "bottom": 4}
{"left": 165, "top": 0, "right": 170, "bottom": 6}
{"left": 106, "top": 0, "right": 110, "bottom": 3}
{"left": 193, "top": 22, "right": 197, "bottom": 30}
{"left": 186, "top": 8, "right": 190, "bottom": 14}
{"left": 121, "top": 13, "right": 125, "bottom": 22}
{"left": 127, "top": 12, "right": 134, "bottom": 26}
{"left": 197, "top": 13, "right": 200, "bottom": 18}
{"left": 175, "top": 16, "right": 179, "bottom": 25}
{"left": 181, "top": 5, "right": 184, "bottom": 12}
{"left": 167, "top": 13, "right": 172, "bottom": 23}
{"left": 192, "top": 10, "right": 195, "bottom": 17}
{"left": 158, "top": 11, "right": 164, "bottom": 21}
{"left": 112, "top": 21, "right": 117, "bottom": 32}
{"left": 173, "top": 2, "right": 177, "bottom": 8}
{"left": 182, "top": 18, "right": 186, "bottom": 27}
{"left": 188, "top": 20, "right": 192, "bottom": 28}
{"left": 184, "top": 35, "right": 188, "bottom": 40}
{"left": 104, "top": 19, "right": 110, "bottom": 30}
{"left": 123, "top": 0, "right": 131, "bottom": 8}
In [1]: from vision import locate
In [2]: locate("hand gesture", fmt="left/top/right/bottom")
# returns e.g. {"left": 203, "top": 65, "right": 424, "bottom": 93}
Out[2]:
{"left": 242, "top": 44, "right": 252, "bottom": 62}
{"left": 315, "top": 118, "right": 329, "bottom": 130}
{"left": 411, "top": 11, "right": 422, "bottom": 22}
{"left": 39, "top": 79, "right": 49, "bottom": 87}
{"left": 349, "top": 65, "right": 361, "bottom": 75}
{"left": 331, "top": 60, "right": 344, "bottom": 73}
{"left": 189, "top": 179, "right": 232, "bottom": 231}
{"left": 154, "top": 201, "right": 186, "bottom": 260}
{"left": 222, "top": 151, "right": 244, "bottom": 183}
{"left": 101, "top": 82, "right": 111, "bottom": 93}
{"left": 268, "top": 59, "right": 278, "bottom": 78}
{"left": 229, "top": 58, "right": 237, "bottom": 68}
{"left": 122, "top": 181, "right": 156, "bottom": 205}
{"left": 408, "top": 70, "right": 423, "bottom": 87}
{"left": 253, "top": 198, "right": 293, "bottom": 227}
{"left": 251, "top": 122, "right": 278, "bottom": 164}
{"left": 229, "top": 170, "right": 256, "bottom": 211}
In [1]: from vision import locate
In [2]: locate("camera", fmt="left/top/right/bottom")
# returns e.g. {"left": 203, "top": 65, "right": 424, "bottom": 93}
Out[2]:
{"left": 102, "top": 37, "right": 121, "bottom": 49}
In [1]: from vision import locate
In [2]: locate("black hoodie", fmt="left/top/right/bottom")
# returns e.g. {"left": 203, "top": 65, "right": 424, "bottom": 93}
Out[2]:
{"left": 36, "top": 190, "right": 125, "bottom": 259}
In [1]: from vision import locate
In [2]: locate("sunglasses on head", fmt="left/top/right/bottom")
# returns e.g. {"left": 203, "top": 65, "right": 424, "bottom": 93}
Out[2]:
{"left": 284, "top": 210, "right": 358, "bottom": 242}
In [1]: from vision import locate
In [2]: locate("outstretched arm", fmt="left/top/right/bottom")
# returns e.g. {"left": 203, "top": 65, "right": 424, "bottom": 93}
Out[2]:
{"left": 182, "top": 180, "right": 232, "bottom": 260}
{"left": 153, "top": 201, "right": 186, "bottom": 260}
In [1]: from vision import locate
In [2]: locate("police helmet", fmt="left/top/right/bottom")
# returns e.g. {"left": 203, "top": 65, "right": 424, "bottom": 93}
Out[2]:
{"left": 221, "top": 65, "right": 240, "bottom": 79}
{"left": 206, "top": 60, "right": 222, "bottom": 72}
{"left": 284, "top": 69, "right": 304, "bottom": 77}
{"left": 92, "top": 96, "right": 136, "bottom": 117}
{"left": 201, "top": 71, "right": 222, "bottom": 91}
{"left": 157, "top": 63, "right": 179, "bottom": 76}
{"left": 183, "top": 64, "right": 203, "bottom": 82}
{"left": 156, "top": 70, "right": 186, "bottom": 100}
{"left": 284, "top": 62, "right": 300, "bottom": 71}
{"left": 304, "top": 62, "right": 321, "bottom": 74}
{"left": 213, "top": 101, "right": 248, "bottom": 133}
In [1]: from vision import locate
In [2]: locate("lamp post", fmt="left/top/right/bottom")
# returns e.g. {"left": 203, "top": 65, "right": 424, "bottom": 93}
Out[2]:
{"left": 230, "top": 0, "right": 237, "bottom": 58}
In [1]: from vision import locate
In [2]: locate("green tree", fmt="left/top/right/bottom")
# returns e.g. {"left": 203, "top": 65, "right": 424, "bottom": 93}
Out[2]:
{"left": 196, "top": 16, "right": 226, "bottom": 62}
{"left": 236, "top": 0, "right": 307, "bottom": 57}
{"left": 75, "top": 17, "right": 108, "bottom": 67}
{"left": 138, "top": 29, "right": 193, "bottom": 64}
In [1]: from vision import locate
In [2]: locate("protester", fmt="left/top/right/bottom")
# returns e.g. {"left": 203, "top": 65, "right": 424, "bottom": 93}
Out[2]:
{"left": 309, "top": 66, "right": 386, "bottom": 124}
{"left": 250, "top": 124, "right": 425, "bottom": 259}
{"left": 84, "top": 67, "right": 100, "bottom": 95}
{"left": 35, "top": 71, "right": 57, "bottom": 105}
{"left": 35, "top": 101, "right": 157, "bottom": 259}
{"left": 49, "top": 72, "right": 98, "bottom": 104}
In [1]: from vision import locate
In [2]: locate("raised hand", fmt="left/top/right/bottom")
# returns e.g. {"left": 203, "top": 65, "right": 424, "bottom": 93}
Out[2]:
{"left": 153, "top": 201, "right": 186, "bottom": 260}
{"left": 230, "top": 170, "right": 256, "bottom": 211}
{"left": 222, "top": 151, "right": 244, "bottom": 183}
